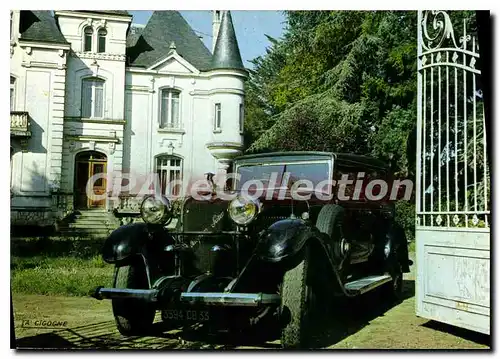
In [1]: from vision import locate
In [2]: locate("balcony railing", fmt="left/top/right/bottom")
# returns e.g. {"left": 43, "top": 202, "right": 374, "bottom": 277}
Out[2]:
{"left": 10, "top": 111, "right": 31, "bottom": 137}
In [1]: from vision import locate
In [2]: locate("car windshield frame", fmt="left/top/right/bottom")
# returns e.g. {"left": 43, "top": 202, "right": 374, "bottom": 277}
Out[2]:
{"left": 233, "top": 158, "right": 333, "bottom": 195}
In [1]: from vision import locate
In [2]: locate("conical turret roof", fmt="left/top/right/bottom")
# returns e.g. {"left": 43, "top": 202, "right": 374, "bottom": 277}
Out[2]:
{"left": 211, "top": 11, "right": 245, "bottom": 71}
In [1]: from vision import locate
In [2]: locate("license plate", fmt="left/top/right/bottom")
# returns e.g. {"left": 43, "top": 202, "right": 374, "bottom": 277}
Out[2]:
{"left": 163, "top": 309, "right": 210, "bottom": 322}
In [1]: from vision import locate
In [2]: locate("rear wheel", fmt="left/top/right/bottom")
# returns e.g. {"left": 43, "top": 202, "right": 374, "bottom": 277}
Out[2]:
{"left": 316, "top": 204, "right": 349, "bottom": 280}
{"left": 382, "top": 256, "right": 403, "bottom": 303}
{"left": 112, "top": 260, "right": 155, "bottom": 336}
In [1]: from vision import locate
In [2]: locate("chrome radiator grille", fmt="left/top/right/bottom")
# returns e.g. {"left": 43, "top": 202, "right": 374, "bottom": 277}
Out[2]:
{"left": 180, "top": 198, "right": 230, "bottom": 233}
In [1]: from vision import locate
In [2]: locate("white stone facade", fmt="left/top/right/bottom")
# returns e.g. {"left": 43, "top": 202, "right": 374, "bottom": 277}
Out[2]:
{"left": 10, "top": 10, "right": 246, "bottom": 227}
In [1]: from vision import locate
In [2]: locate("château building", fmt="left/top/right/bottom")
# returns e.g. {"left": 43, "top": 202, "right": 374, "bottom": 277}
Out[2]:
{"left": 10, "top": 10, "right": 247, "bottom": 229}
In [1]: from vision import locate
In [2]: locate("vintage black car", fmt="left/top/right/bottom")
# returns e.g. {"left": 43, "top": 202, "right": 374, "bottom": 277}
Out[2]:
{"left": 91, "top": 152, "right": 411, "bottom": 348}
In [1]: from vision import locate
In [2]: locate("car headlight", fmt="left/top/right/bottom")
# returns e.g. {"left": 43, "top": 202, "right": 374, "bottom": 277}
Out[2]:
{"left": 228, "top": 196, "right": 260, "bottom": 225}
{"left": 140, "top": 195, "right": 172, "bottom": 225}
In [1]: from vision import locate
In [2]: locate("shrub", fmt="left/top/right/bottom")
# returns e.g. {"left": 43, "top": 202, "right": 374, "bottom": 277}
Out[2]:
{"left": 395, "top": 200, "right": 415, "bottom": 243}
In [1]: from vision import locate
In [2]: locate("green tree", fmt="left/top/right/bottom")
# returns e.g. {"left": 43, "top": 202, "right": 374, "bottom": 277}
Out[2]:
{"left": 247, "top": 11, "right": 419, "bottom": 175}
{"left": 243, "top": 11, "right": 483, "bottom": 240}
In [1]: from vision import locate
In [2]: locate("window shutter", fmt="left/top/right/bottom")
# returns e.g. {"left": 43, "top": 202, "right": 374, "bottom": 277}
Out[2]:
{"left": 161, "top": 168, "right": 167, "bottom": 195}
{"left": 94, "top": 81, "right": 104, "bottom": 118}
{"left": 171, "top": 93, "right": 180, "bottom": 128}
{"left": 81, "top": 80, "right": 92, "bottom": 118}
{"left": 160, "top": 91, "right": 169, "bottom": 128}
{"left": 10, "top": 77, "right": 15, "bottom": 111}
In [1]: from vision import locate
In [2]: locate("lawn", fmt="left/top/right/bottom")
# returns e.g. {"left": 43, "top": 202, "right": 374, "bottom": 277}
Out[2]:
{"left": 11, "top": 237, "right": 113, "bottom": 296}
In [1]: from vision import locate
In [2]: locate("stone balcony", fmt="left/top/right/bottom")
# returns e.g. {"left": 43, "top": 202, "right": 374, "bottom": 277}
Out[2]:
{"left": 206, "top": 141, "right": 244, "bottom": 173}
{"left": 10, "top": 111, "right": 31, "bottom": 138}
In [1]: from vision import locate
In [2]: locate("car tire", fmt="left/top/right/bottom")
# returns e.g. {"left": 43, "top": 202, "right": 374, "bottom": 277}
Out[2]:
{"left": 316, "top": 204, "right": 349, "bottom": 274}
{"left": 382, "top": 257, "right": 403, "bottom": 303}
{"left": 112, "top": 260, "right": 156, "bottom": 336}
{"left": 280, "top": 245, "right": 317, "bottom": 349}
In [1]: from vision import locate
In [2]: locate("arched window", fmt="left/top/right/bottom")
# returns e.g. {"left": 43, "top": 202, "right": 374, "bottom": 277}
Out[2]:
{"left": 156, "top": 155, "right": 182, "bottom": 196}
{"left": 10, "top": 76, "right": 15, "bottom": 111}
{"left": 160, "top": 89, "right": 181, "bottom": 129}
{"left": 84, "top": 26, "right": 93, "bottom": 52}
{"left": 97, "top": 28, "right": 107, "bottom": 53}
{"left": 81, "top": 77, "right": 105, "bottom": 118}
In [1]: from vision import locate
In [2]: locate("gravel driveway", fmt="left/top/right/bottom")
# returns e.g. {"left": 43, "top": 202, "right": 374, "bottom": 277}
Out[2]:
{"left": 12, "top": 254, "right": 490, "bottom": 350}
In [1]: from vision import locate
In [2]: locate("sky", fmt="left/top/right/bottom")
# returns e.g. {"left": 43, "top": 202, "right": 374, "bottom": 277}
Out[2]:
{"left": 129, "top": 11, "right": 286, "bottom": 68}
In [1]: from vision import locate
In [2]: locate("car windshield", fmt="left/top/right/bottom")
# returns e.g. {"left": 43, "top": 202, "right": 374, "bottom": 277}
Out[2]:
{"left": 235, "top": 161, "right": 330, "bottom": 192}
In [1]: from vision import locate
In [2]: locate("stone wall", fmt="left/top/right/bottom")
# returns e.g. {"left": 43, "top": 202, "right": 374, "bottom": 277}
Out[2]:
{"left": 10, "top": 209, "right": 54, "bottom": 227}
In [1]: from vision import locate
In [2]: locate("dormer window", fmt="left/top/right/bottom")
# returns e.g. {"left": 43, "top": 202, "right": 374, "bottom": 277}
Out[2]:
{"left": 98, "top": 28, "right": 107, "bottom": 53}
{"left": 84, "top": 27, "right": 93, "bottom": 52}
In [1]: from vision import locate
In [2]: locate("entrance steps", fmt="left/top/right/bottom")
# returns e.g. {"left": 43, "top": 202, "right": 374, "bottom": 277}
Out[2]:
{"left": 58, "top": 210, "right": 121, "bottom": 238}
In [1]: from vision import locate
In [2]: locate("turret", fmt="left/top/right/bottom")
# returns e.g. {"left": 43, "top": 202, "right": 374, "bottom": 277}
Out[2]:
{"left": 212, "top": 10, "right": 222, "bottom": 52}
{"left": 206, "top": 11, "right": 248, "bottom": 174}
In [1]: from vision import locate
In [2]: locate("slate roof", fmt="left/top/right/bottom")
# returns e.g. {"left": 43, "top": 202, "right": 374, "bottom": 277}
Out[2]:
{"left": 126, "top": 24, "right": 144, "bottom": 48}
{"left": 125, "top": 11, "right": 213, "bottom": 71}
{"left": 211, "top": 11, "right": 245, "bottom": 71}
{"left": 19, "top": 11, "right": 69, "bottom": 44}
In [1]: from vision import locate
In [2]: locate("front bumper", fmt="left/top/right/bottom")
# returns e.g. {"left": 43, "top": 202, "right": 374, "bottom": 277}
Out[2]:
{"left": 180, "top": 292, "right": 281, "bottom": 306}
{"left": 90, "top": 287, "right": 280, "bottom": 307}
{"left": 91, "top": 286, "right": 159, "bottom": 302}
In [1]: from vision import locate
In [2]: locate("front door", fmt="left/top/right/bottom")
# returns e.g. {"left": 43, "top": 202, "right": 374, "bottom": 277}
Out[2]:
{"left": 74, "top": 151, "right": 107, "bottom": 209}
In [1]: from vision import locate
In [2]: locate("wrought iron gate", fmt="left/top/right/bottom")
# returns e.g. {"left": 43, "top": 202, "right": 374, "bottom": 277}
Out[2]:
{"left": 416, "top": 10, "right": 490, "bottom": 335}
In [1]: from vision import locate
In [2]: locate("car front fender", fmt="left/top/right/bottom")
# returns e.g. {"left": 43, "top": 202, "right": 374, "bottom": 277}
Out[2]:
{"left": 102, "top": 223, "right": 151, "bottom": 264}
{"left": 255, "top": 219, "right": 323, "bottom": 263}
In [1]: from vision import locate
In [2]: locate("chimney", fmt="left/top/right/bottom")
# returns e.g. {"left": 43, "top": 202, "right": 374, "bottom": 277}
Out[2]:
{"left": 212, "top": 10, "right": 223, "bottom": 52}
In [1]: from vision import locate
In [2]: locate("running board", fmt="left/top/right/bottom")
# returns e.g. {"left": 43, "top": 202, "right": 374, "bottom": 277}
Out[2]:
{"left": 344, "top": 274, "right": 392, "bottom": 295}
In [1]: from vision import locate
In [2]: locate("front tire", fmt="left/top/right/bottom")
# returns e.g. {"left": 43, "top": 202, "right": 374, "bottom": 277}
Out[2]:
{"left": 112, "top": 260, "right": 155, "bottom": 336}
{"left": 280, "top": 246, "right": 318, "bottom": 349}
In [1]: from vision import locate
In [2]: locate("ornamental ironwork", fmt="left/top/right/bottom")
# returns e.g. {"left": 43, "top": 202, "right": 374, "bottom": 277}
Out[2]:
{"left": 416, "top": 11, "right": 489, "bottom": 229}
